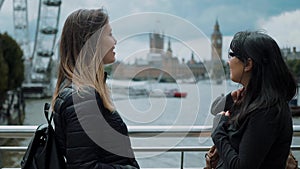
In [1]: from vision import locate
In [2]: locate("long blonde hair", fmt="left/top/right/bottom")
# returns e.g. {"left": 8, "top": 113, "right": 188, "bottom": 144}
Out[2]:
{"left": 52, "top": 9, "right": 114, "bottom": 111}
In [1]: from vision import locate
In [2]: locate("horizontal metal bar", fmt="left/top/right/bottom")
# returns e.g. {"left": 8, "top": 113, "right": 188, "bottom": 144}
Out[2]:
{"left": 2, "top": 168, "right": 204, "bottom": 169}
{"left": 2, "top": 145, "right": 300, "bottom": 152}
{"left": 0, "top": 125, "right": 212, "bottom": 138}
{"left": 0, "top": 125, "right": 37, "bottom": 138}
{"left": 0, "top": 146, "right": 27, "bottom": 152}
{"left": 293, "top": 125, "right": 300, "bottom": 136}
{"left": 133, "top": 146, "right": 211, "bottom": 152}
{"left": 1, "top": 125, "right": 300, "bottom": 138}
{"left": 290, "top": 145, "right": 300, "bottom": 151}
{"left": 0, "top": 146, "right": 211, "bottom": 152}
{"left": 128, "top": 125, "right": 212, "bottom": 137}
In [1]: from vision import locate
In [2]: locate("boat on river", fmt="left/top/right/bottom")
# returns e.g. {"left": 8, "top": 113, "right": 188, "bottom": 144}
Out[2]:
{"left": 148, "top": 88, "right": 187, "bottom": 98}
{"left": 163, "top": 88, "right": 187, "bottom": 98}
{"left": 173, "top": 91, "right": 187, "bottom": 98}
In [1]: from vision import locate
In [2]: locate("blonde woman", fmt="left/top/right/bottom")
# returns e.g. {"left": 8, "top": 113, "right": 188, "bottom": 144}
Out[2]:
{"left": 52, "top": 9, "right": 139, "bottom": 169}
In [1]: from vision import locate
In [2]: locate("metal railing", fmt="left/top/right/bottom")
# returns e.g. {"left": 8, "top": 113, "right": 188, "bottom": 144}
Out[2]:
{"left": 1, "top": 125, "right": 300, "bottom": 169}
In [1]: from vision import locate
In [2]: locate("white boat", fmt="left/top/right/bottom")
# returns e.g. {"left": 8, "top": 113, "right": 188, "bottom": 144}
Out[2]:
{"left": 149, "top": 89, "right": 165, "bottom": 97}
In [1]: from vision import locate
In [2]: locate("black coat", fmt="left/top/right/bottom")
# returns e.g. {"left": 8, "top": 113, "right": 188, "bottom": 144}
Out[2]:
{"left": 211, "top": 93, "right": 293, "bottom": 169}
{"left": 54, "top": 87, "right": 140, "bottom": 169}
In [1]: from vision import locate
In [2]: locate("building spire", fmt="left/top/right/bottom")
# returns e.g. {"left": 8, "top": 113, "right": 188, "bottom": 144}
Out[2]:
{"left": 191, "top": 52, "right": 194, "bottom": 60}
{"left": 214, "top": 19, "right": 220, "bottom": 32}
{"left": 167, "top": 38, "right": 172, "bottom": 53}
{"left": 166, "top": 38, "right": 173, "bottom": 57}
{"left": 190, "top": 52, "right": 195, "bottom": 64}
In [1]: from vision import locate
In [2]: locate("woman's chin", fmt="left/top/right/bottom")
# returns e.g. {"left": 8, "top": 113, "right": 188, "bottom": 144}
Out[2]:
{"left": 104, "top": 58, "right": 115, "bottom": 65}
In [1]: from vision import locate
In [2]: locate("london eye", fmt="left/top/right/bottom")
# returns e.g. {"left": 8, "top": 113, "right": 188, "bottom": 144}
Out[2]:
{"left": 1, "top": 0, "right": 62, "bottom": 98}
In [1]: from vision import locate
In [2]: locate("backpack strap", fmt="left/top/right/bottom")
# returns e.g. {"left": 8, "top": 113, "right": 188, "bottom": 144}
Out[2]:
{"left": 44, "top": 102, "right": 52, "bottom": 125}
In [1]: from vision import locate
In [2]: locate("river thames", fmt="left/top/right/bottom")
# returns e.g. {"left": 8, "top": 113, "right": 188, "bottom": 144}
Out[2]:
{"left": 2, "top": 80, "right": 300, "bottom": 168}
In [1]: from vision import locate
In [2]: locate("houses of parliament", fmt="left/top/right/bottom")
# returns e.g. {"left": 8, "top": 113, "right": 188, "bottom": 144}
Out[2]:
{"left": 111, "top": 20, "right": 223, "bottom": 82}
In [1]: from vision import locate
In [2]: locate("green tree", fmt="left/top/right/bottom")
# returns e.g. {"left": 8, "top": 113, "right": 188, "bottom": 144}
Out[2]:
{"left": 0, "top": 32, "right": 24, "bottom": 90}
{"left": 293, "top": 60, "right": 300, "bottom": 77}
{"left": 0, "top": 48, "right": 8, "bottom": 100}
{"left": 286, "top": 59, "right": 300, "bottom": 78}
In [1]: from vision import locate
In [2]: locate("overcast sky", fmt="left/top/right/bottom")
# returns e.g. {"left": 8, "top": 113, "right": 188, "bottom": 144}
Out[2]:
{"left": 1, "top": 0, "right": 300, "bottom": 62}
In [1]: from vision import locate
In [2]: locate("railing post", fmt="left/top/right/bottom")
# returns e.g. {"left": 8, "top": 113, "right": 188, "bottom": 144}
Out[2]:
{"left": 181, "top": 151, "right": 184, "bottom": 169}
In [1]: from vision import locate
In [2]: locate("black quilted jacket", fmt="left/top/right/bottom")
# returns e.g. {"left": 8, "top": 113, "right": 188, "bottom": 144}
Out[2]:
{"left": 211, "top": 93, "right": 292, "bottom": 169}
{"left": 53, "top": 86, "right": 140, "bottom": 169}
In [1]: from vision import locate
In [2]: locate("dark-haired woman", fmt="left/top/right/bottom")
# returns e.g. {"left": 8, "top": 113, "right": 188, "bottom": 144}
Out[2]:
{"left": 211, "top": 31, "right": 297, "bottom": 169}
{"left": 52, "top": 9, "right": 139, "bottom": 169}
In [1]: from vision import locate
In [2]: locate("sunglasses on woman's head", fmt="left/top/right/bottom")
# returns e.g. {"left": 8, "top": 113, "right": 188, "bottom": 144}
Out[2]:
{"left": 228, "top": 49, "right": 236, "bottom": 60}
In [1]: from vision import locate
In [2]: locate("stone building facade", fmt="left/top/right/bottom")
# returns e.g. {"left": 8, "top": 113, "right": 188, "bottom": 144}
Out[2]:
{"left": 112, "top": 32, "right": 206, "bottom": 82}
{"left": 282, "top": 47, "right": 300, "bottom": 60}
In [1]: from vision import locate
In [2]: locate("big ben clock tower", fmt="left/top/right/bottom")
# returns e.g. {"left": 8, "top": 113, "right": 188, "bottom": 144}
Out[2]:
{"left": 211, "top": 20, "right": 223, "bottom": 82}
{"left": 211, "top": 20, "right": 222, "bottom": 60}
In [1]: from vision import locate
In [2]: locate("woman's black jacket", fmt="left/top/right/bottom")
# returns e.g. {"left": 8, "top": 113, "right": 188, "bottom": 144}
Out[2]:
{"left": 53, "top": 87, "right": 140, "bottom": 169}
{"left": 211, "top": 93, "right": 293, "bottom": 169}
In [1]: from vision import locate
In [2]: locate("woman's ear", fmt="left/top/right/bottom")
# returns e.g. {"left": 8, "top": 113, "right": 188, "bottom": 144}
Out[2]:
{"left": 244, "top": 58, "right": 253, "bottom": 72}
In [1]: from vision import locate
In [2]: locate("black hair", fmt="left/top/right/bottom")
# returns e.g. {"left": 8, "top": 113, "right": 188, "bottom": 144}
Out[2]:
{"left": 229, "top": 31, "right": 297, "bottom": 126}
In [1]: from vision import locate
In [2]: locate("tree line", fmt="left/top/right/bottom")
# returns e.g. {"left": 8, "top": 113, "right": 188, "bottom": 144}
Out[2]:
{"left": 286, "top": 59, "right": 300, "bottom": 82}
{"left": 0, "top": 32, "right": 24, "bottom": 101}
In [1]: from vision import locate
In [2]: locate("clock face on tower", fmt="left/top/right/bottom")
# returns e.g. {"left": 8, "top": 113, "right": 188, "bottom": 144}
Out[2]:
{"left": 217, "top": 39, "right": 221, "bottom": 45}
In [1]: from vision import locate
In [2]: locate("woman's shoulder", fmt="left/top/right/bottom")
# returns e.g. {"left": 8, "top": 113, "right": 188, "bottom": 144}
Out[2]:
{"left": 58, "top": 86, "right": 99, "bottom": 101}
{"left": 61, "top": 86, "right": 104, "bottom": 106}
{"left": 74, "top": 86, "right": 104, "bottom": 104}
{"left": 249, "top": 102, "right": 291, "bottom": 124}
{"left": 54, "top": 87, "right": 76, "bottom": 114}
{"left": 54, "top": 86, "right": 93, "bottom": 107}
